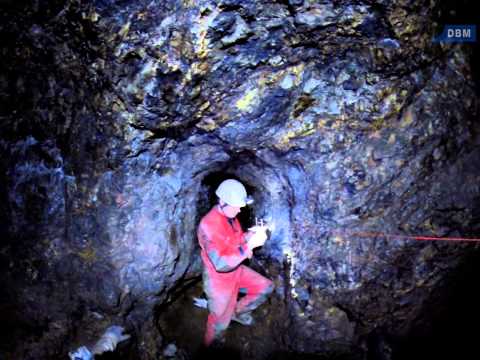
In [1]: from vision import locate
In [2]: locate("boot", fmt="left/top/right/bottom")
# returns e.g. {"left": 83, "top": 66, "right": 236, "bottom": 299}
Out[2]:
{"left": 231, "top": 312, "right": 254, "bottom": 326}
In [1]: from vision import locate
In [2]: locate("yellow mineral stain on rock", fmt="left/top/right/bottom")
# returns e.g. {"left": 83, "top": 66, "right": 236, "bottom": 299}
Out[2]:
{"left": 368, "top": 129, "right": 382, "bottom": 139}
{"left": 197, "top": 32, "right": 209, "bottom": 58}
{"left": 288, "top": 63, "right": 306, "bottom": 86}
{"left": 236, "top": 88, "right": 259, "bottom": 111}
{"left": 88, "top": 11, "right": 100, "bottom": 22}
{"left": 258, "top": 71, "right": 284, "bottom": 87}
{"left": 136, "top": 11, "right": 147, "bottom": 20}
{"left": 119, "top": 21, "right": 131, "bottom": 39}
{"left": 199, "top": 101, "right": 210, "bottom": 111}
{"left": 78, "top": 247, "right": 96, "bottom": 263}
{"left": 235, "top": 65, "right": 306, "bottom": 116}
{"left": 317, "top": 118, "right": 328, "bottom": 128}
{"left": 293, "top": 93, "right": 315, "bottom": 117}
{"left": 185, "top": 61, "right": 210, "bottom": 83}
{"left": 327, "top": 307, "right": 340, "bottom": 316}
{"left": 192, "top": 8, "right": 220, "bottom": 59}
{"left": 386, "top": 93, "right": 397, "bottom": 103}
{"left": 370, "top": 117, "right": 384, "bottom": 131}
{"left": 276, "top": 122, "right": 316, "bottom": 150}
{"left": 260, "top": 63, "right": 306, "bottom": 91}
{"left": 196, "top": 118, "right": 217, "bottom": 131}
{"left": 300, "top": 128, "right": 316, "bottom": 136}
{"left": 193, "top": 61, "right": 210, "bottom": 74}
{"left": 183, "top": 0, "right": 195, "bottom": 7}
{"left": 333, "top": 235, "right": 345, "bottom": 245}
{"left": 401, "top": 106, "right": 415, "bottom": 127}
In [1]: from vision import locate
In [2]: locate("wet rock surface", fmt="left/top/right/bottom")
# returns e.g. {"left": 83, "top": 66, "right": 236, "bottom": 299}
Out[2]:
{"left": 1, "top": 0, "right": 479, "bottom": 359}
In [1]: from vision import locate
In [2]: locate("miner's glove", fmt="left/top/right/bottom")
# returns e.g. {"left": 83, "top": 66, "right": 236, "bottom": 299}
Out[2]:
{"left": 248, "top": 225, "right": 269, "bottom": 233}
{"left": 247, "top": 228, "right": 268, "bottom": 249}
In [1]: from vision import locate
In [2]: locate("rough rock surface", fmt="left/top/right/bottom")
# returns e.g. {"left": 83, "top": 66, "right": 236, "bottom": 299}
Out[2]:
{"left": 0, "top": 0, "right": 479, "bottom": 359}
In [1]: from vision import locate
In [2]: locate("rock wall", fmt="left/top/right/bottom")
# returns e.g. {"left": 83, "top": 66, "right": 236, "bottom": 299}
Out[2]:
{"left": 1, "top": 0, "right": 479, "bottom": 358}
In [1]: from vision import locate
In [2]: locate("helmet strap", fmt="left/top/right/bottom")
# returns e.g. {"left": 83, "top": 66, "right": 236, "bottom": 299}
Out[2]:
{"left": 219, "top": 201, "right": 229, "bottom": 210}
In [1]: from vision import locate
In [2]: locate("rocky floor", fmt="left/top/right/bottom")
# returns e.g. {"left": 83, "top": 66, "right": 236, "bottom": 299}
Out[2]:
{"left": 156, "top": 264, "right": 292, "bottom": 360}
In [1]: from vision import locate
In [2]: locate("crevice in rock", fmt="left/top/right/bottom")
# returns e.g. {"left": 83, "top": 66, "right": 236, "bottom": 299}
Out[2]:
{"left": 274, "top": 0, "right": 298, "bottom": 18}
{"left": 155, "top": 276, "right": 201, "bottom": 315}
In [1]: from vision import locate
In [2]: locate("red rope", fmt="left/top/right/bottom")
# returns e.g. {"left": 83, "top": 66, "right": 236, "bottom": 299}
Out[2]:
{"left": 332, "top": 230, "right": 480, "bottom": 242}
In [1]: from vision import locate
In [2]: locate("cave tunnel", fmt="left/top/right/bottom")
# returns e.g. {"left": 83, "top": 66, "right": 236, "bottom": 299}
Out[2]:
{"left": 1, "top": 0, "right": 480, "bottom": 359}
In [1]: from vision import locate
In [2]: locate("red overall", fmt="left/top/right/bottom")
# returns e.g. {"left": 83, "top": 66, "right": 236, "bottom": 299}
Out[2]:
{"left": 197, "top": 206, "right": 274, "bottom": 346}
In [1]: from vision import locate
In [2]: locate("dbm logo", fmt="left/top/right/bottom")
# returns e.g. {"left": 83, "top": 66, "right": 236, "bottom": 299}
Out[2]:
{"left": 433, "top": 25, "right": 476, "bottom": 43}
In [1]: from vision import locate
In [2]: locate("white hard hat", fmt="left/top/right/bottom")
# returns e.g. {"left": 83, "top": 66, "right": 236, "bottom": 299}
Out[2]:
{"left": 215, "top": 179, "right": 253, "bottom": 207}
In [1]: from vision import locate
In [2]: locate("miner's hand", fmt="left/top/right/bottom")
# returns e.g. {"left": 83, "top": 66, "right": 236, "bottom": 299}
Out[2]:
{"left": 246, "top": 227, "right": 268, "bottom": 249}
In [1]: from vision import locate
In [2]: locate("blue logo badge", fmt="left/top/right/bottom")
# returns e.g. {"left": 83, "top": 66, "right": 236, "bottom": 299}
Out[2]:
{"left": 433, "top": 24, "right": 476, "bottom": 43}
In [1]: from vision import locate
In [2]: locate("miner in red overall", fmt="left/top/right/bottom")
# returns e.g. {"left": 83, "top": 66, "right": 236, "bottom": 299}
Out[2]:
{"left": 197, "top": 179, "right": 274, "bottom": 346}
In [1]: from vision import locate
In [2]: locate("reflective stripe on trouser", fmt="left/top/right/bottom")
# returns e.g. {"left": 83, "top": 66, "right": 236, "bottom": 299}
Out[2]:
{"left": 204, "top": 265, "right": 274, "bottom": 346}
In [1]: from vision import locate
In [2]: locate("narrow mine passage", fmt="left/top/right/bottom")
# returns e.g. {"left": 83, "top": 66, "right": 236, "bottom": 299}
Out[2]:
{"left": 154, "top": 172, "right": 290, "bottom": 359}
